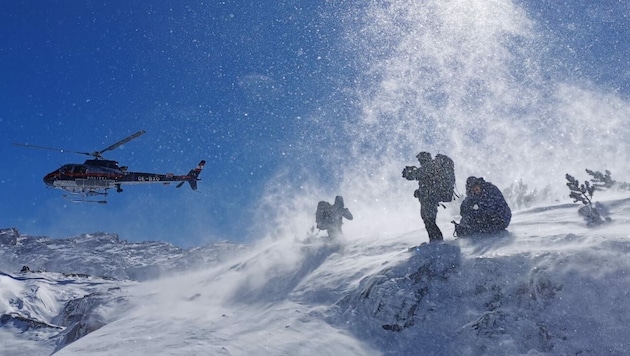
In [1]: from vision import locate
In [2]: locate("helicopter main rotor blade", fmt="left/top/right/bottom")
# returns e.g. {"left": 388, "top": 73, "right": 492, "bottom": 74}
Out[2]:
{"left": 96, "top": 130, "right": 146, "bottom": 157}
{"left": 12, "top": 143, "right": 92, "bottom": 156}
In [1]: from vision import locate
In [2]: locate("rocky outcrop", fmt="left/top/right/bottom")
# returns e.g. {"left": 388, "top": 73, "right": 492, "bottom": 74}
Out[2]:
{"left": 0, "top": 227, "right": 19, "bottom": 245}
{"left": 53, "top": 287, "right": 130, "bottom": 352}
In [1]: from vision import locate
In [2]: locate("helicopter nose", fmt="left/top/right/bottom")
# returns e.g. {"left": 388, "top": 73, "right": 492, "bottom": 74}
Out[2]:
{"left": 43, "top": 172, "right": 56, "bottom": 186}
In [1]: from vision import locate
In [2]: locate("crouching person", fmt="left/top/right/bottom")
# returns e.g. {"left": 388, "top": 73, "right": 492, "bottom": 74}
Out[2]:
{"left": 454, "top": 176, "right": 511, "bottom": 237}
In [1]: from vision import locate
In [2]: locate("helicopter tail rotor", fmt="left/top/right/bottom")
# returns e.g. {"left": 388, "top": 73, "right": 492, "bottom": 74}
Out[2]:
{"left": 176, "top": 160, "right": 206, "bottom": 190}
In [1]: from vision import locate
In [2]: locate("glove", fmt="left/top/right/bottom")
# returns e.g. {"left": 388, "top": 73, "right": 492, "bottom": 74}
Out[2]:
{"left": 402, "top": 166, "right": 417, "bottom": 180}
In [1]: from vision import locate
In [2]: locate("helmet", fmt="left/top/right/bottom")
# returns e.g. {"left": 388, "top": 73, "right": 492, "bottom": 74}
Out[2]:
{"left": 415, "top": 151, "right": 432, "bottom": 163}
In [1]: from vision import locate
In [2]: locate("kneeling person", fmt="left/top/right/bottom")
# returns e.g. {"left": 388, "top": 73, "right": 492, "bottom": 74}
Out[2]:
{"left": 454, "top": 176, "right": 511, "bottom": 237}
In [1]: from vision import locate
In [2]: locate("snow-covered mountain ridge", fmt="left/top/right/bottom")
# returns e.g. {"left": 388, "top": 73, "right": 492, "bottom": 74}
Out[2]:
{"left": 0, "top": 228, "right": 247, "bottom": 281}
{"left": 3, "top": 195, "right": 630, "bottom": 355}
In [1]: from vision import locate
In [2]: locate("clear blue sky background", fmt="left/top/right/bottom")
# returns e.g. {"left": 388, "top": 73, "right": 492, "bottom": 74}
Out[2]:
{"left": 1, "top": 1, "right": 357, "bottom": 246}
{"left": 1, "top": 1, "right": 629, "bottom": 246}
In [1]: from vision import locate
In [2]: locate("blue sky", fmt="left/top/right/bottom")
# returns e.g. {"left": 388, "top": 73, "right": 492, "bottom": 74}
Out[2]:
{"left": 2, "top": 1, "right": 629, "bottom": 246}
{"left": 1, "top": 1, "right": 356, "bottom": 245}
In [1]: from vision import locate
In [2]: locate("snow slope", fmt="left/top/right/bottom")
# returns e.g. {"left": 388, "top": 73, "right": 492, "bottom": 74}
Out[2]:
{"left": 0, "top": 230, "right": 247, "bottom": 355}
{"left": 3, "top": 194, "right": 622, "bottom": 355}
{"left": 0, "top": 270, "right": 135, "bottom": 355}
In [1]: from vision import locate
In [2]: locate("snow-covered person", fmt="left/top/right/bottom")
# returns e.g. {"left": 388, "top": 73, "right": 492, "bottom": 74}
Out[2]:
{"left": 454, "top": 176, "right": 511, "bottom": 237}
{"left": 402, "top": 152, "right": 452, "bottom": 242}
{"left": 315, "top": 196, "right": 353, "bottom": 238}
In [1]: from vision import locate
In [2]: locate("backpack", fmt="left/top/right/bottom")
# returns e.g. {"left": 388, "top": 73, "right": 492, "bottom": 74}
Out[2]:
{"left": 315, "top": 201, "right": 333, "bottom": 230}
{"left": 433, "top": 154, "right": 456, "bottom": 203}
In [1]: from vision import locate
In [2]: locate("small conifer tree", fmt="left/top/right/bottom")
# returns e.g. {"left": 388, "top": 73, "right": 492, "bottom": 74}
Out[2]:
{"left": 565, "top": 173, "right": 610, "bottom": 226}
{"left": 502, "top": 180, "right": 552, "bottom": 209}
{"left": 566, "top": 174, "right": 596, "bottom": 206}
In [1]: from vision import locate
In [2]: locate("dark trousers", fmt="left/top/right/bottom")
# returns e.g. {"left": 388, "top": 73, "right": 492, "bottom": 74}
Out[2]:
{"left": 420, "top": 199, "right": 443, "bottom": 242}
{"left": 456, "top": 215, "right": 507, "bottom": 237}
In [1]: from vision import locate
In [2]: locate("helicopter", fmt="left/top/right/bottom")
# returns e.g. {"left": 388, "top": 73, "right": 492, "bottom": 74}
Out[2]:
{"left": 14, "top": 130, "right": 205, "bottom": 204}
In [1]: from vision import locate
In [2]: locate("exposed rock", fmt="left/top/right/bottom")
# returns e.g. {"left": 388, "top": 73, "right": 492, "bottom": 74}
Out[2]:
{"left": 0, "top": 227, "right": 19, "bottom": 245}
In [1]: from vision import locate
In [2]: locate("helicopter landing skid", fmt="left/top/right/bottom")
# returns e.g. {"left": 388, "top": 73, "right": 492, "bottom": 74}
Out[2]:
{"left": 62, "top": 190, "right": 109, "bottom": 204}
{"left": 61, "top": 196, "right": 107, "bottom": 204}
{"left": 63, "top": 195, "right": 108, "bottom": 204}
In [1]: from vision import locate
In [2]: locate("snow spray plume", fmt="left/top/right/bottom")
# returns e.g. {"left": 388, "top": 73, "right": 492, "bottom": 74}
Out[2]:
{"left": 256, "top": 0, "right": 630, "bottom": 240}
{"left": 341, "top": 0, "right": 630, "bottom": 192}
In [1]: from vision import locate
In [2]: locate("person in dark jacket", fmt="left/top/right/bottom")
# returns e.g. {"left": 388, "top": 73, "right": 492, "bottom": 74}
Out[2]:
{"left": 454, "top": 176, "right": 511, "bottom": 237}
{"left": 316, "top": 196, "right": 353, "bottom": 238}
{"left": 402, "top": 152, "right": 444, "bottom": 242}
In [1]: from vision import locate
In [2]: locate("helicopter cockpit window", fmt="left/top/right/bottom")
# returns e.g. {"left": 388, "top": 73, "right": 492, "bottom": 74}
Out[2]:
{"left": 59, "top": 165, "right": 73, "bottom": 174}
